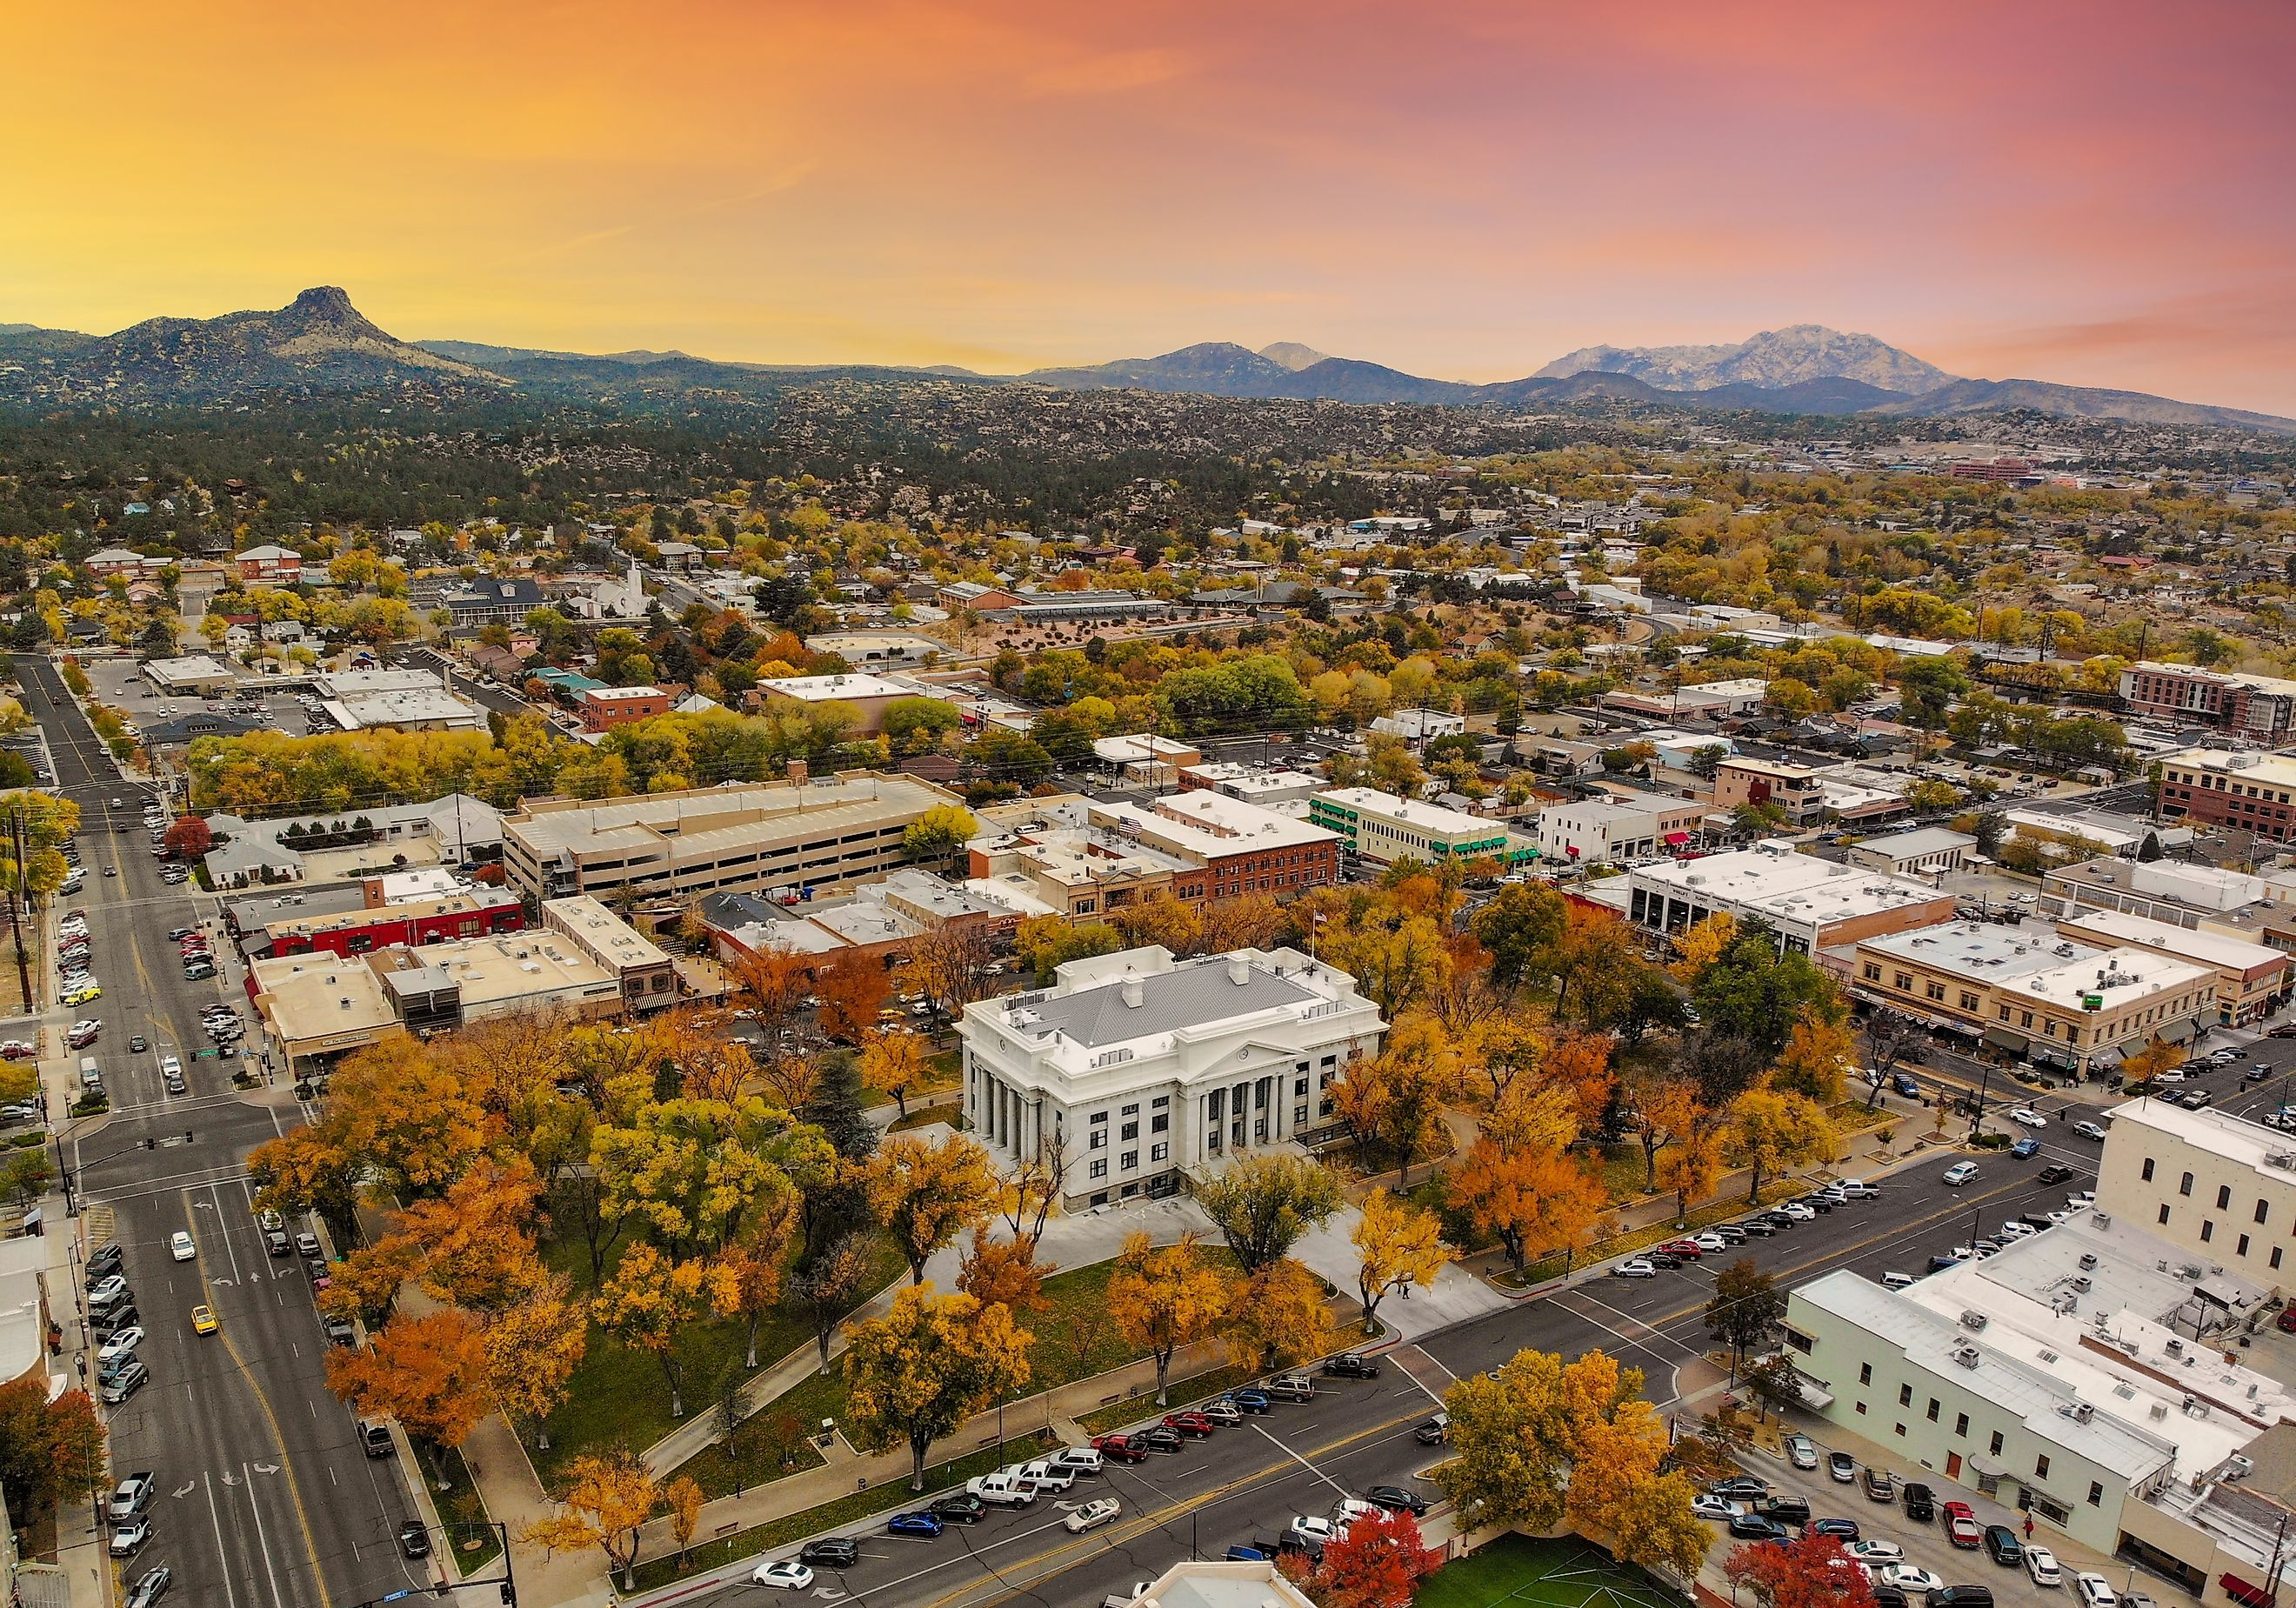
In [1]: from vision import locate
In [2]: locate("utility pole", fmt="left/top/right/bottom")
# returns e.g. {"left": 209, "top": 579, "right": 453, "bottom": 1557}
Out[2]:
{"left": 6, "top": 809, "right": 29, "bottom": 1010}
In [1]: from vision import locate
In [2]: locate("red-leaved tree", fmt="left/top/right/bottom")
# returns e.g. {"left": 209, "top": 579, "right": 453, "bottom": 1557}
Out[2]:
{"left": 164, "top": 815, "right": 214, "bottom": 859}
{"left": 1278, "top": 1507, "right": 1440, "bottom": 1608}
{"left": 1725, "top": 1531, "right": 1878, "bottom": 1608}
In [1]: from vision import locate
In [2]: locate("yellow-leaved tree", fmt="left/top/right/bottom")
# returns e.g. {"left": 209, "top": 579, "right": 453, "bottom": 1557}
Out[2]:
{"left": 841, "top": 1284, "right": 1033, "bottom": 1490}
{"left": 1724, "top": 1088, "right": 1837, "bottom": 1203}
{"left": 526, "top": 1451, "right": 659, "bottom": 1590}
{"left": 858, "top": 1030, "right": 931, "bottom": 1119}
{"left": 1771, "top": 1009, "right": 1858, "bottom": 1104}
{"left": 864, "top": 1132, "right": 1003, "bottom": 1284}
{"left": 1107, "top": 1231, "right": 1236, "bottom": 1404}
{"left": 1351, "top": 1188, "right": 1452, "bottom": 1333}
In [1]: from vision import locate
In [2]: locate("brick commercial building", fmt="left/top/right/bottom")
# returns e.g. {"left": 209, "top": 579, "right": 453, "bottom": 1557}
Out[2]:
{"left": 2157, "top": 749, "right": 2296, "bottom": 844}
{"left": 578, "top": 685, "right": 672, "bottom": 731}
{"left": 1089, "top": 792, "right": 1339, "bottom": 903}
{"left": 2119, "top": 663, "right": 2296, "bottom": 739}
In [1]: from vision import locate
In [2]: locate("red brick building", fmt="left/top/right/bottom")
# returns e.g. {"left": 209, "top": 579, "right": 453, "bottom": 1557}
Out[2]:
{"left": 580, "top": 685, "right": 672, "bottom": 732}
{"left": 2157, "top": 749, "right": 2296, "bottom": 844}
{"left": 257, "top": 891, "right": 526, "bottom": 959}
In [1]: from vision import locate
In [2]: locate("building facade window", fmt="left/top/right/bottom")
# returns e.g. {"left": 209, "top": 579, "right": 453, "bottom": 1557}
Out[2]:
{"left": 2141, "top": 1158, "right": 2155, "bottom": 1182}
{"left": 1990, "top": 1431, "right": 2005, "bottom": 1456}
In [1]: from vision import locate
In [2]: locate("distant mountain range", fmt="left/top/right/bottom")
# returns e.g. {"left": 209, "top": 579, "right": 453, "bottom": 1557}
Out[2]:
{"left": 1535, "top": 324, "right": 1959, "bottom": 394}
{"left": 2, "top": 289, "right": 2289, "bottom": 434}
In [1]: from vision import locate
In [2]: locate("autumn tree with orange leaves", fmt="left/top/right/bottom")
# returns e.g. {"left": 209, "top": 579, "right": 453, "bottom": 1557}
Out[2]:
{"left": 864, "top": 1132, "right": 1002, "bottom": 1284}
{"left": 325, "top": 1309, "right": 493, "bottom": 1449}
{"left": 817, "top": 956, "right": 892, "bottom": 1041}
{"left": 1107, "top": 1231, "right": 1236, "bottom": 1404}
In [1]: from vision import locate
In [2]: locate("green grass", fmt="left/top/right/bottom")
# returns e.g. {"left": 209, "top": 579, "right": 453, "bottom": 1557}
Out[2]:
{"left": 671, "top": 1370, "right": 839, "bottom": 1499}
{"left": 664, "top": 1247, "right": 1239, "bottom": 1494}
{"left": 1493, "top": 1178, "right": 1810, "bottom": 1288}
{"left": 1076, "top": 1363, "right": 1256, "bottom": 1435}
{"left": 1417, "top": 1534, "right": 1683, "bottom": 1608}
{"left": 884, "top": 1101, "right": 960, "bottom": 1134}
{"left": 1601, "top": 1142, "right": 1659, "bottom": 1203}
{"left": 530, "top": 1232, "right": 904, "bottom": 1494}
{"left": 625, "top": 1434, "right": 1052, "bottom": 1593}
{"left": 410, "top": 1438, "right": 504, "bottom": 1577}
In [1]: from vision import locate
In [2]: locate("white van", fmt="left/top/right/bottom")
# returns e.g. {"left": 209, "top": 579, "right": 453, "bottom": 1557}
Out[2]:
{"left": 78, "top": 1056, "right": 102, "bottom": 1090}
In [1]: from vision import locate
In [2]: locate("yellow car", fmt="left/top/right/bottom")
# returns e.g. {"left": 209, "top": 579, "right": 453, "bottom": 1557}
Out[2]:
{"left": 190, "top": 1305, "right": 217, "bottom": 1336}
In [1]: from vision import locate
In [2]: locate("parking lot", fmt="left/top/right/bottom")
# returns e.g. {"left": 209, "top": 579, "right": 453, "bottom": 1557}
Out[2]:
{"left": 1723, "top": 1429, "right": 2166, "bottom": 1608}
{"left": 81, "top": 656, "right": 315, "bottom": 740}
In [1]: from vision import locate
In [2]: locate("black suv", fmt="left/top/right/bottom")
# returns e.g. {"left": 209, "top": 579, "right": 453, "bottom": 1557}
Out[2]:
{"left": 799, "top": 1538, "right": 859, "bottom": 1568}
{"left": 1323, "top": 1354, "right": 1380, "bottom": 1378}
{"left": 1901, "top": 1482, "right": 1935, "bottom": 1521}
{"left": 1982, "top": 1525, "right": 2022, "bottom": 1565}
{"left": 2036, "top": 1165, "right": 2075, "bottom": 1185}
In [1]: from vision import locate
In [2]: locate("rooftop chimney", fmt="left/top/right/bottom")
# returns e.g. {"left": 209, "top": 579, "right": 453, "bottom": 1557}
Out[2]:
{"left": 1121, "top": 977, "right": 1144, "bottom": 1008}
{"left": 1228, "top": 955, "right": 1250, "bottom": 985}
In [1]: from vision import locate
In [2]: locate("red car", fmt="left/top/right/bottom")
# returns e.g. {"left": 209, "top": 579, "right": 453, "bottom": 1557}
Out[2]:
{"left": 1942, "top": 1501, "right": 1982, "bottom": 1547}
{"left": 1658, "top": 1239, "right": 1705, "bottom": 1259}
{"left": 1163, "top": 1411, "right": 1216, "bottom": 1438}
{"left": 1091, "top": 1433, "right": 1149, "bottom": 1464}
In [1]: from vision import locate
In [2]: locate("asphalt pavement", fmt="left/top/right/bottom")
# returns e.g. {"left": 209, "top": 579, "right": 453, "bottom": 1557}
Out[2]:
{"left": 17, "top": 653, "right": 433, "bottom": 1608}
{"left": 665, "top": 1146, "right": 2112, "bottom": 1608}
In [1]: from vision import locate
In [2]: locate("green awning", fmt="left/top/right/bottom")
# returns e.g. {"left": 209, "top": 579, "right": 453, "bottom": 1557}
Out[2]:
{"left": 1982, "top": 1028, "right": 2029, "bottom": 1053}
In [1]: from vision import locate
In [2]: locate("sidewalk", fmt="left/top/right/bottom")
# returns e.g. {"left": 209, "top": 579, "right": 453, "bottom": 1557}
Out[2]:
{"left": 640, "top": 1197, "right": 1218, "bottom": 1474}
{"left": 625, "top": 1332, "right": 1233, "bottom": 1568}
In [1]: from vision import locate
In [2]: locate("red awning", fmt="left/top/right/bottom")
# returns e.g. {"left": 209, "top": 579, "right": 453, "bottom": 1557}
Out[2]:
{"left": 1664, "top": 832, "right": 1692, "bottom": 845}
{"left": 2220, "top": 1575, "right": 2271, "bottom": 1608}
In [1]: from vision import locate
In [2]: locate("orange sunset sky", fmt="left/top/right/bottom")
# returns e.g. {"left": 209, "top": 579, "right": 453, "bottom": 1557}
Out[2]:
{"left": 8, "top": 1, "right": 2295, "bottom": 411}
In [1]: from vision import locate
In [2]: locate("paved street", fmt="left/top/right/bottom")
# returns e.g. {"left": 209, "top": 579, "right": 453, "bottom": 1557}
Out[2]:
{"left": 665, "top": 1146, "right": 2106, "bottom": 1608}
{"left": 17, "top": 653, "right": 434, "bottom": 1608}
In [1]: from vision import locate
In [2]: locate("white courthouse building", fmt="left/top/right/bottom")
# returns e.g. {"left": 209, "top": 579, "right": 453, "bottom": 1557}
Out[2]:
{"left": 957, "top": 944, "right": 1385, "bottom": 1209}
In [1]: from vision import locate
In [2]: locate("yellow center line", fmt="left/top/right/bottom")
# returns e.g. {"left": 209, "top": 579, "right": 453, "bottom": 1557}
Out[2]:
{"left": 919, "top": 1408, "right": 1429, "bottom": 1608}
{"left": 178, "top": 1190, "right": 332, "bottom": 1598}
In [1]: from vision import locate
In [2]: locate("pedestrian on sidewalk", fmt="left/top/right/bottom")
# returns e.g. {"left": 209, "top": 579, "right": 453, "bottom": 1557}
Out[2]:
{"left": 2022, "top": 1516, "right": 2033, "bottom": 1540}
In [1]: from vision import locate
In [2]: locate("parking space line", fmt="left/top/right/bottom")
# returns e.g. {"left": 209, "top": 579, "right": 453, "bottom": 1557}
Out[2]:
{"left": 1250, "top": 1421, "right": 1353, "bottom": 1501}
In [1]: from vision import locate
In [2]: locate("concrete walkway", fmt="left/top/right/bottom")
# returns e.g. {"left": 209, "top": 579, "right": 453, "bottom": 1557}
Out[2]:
{"left": 640, "top": 1197, "right": 1218, "bottom": 1473}
{"left": 625, "top": 1334, "right": 1234, "bottom": 1578}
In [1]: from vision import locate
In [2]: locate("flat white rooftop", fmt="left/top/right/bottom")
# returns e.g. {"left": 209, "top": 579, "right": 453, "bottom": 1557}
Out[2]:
{"left": 2056, "top": 907, "right": 2286, "bottom": 973}
{"left": 1314, "top": 787, "right": 1495, "bottom": 837}
{"left": 1994, "top": 944, "right": 2213, "bottom": 1015}
{"left": 758, "top": 672, "right": 912, "bottom": 702}
{"left": 1634, "top": 842, "right": 1946, "bottom": 925}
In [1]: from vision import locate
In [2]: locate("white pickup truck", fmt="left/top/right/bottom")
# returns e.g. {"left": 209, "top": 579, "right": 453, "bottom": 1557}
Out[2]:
{"left": 965, "top": 1473, "right": 1037, "bottom": 1507}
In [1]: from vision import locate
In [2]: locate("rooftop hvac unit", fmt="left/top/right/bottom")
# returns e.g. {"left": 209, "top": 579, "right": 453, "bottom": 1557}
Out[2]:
{"left": 2072, "top": 1276, "right": 2092, "bottom": 1292}
{"left": 1960, "top": 1311, "right": 1989, "bottom": 1331}
{"left": 2166, "top": 1338, "right": 2185, "bottom": 1357}
{"left": 2074, "top": 1403, "right": 2095, "bottom": 1423}
{"left": 1952, "top": 1344, "right": 1981, "bottom": 1369}
{"left": 2079, "top": 1253, "right": 2099, "bottom": 1271}
{"left": 2094, "top": 1211, "right": 2112, "bottom": 1228}
{"left": 2267, "top": 1154, "right": 2296, "bottom": 1170}
{"left": 2180, "top": 1264, "right": 2206, "bottom": 1279}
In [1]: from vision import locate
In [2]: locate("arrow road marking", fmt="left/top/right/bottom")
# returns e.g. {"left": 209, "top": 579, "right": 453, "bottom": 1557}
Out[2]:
{"left": 221, "top": 1471, "right": 238, "bottom": 1487}
{"left": 253, "top": 1462, "right": 280, "bottom": 1475}
{"left": 172, "top": 1482, "right": 196, "bottom": 1499}
{"left": 818, "top": 1592, "right": 850, "bottom": 1601}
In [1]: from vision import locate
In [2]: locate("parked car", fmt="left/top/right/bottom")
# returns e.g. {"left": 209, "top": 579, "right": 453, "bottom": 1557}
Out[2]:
{"left": 1692, "top": 1495, "right": 1742, "bottom": 1520}
{"left": 108, "top": 1472, "right": 157, "bottom": 1522}
{"left": 1658, "top": 1238, "right": 1705, "bottom": 1258}
{"left": 751, "top": 1560, "right": 814, "bottom": 1590}
{"left": 1134, "top": 1425, "right": 1184, "bottom": 1453}
{"left": 1983, "top": 1525, "right": 2023, "bottom": 1565}
{"left": 1201, "top": 1400, "right": 1243, "bottom": 1428}
{"left": 1902, "top": 1483, "right": 1936, "bottom": 1521}
{"left": 1265, "top": 1374, "right": 1317, "bottom": 1402}
{"left": 1846, "top": 1541, "right": 1905, "bottom": 1565}
{"left": 886, "top": 1511, "right": 944, "bottom": 1538}
{"left": 109, "top": 1518, "right": 151, "bottom": 1558}
{"left": 1363, "top": 1485, "right": 1428, "bottom": 1516}
{"left": 2026, "top": 1546, "right": 2062, "bottom": 1586}
{"left": 1728, "top": 1514, "right": 1790, "bottom": 1541}
{"left": 1879, "top": 1566, "right": 1943, "bottom": 1593}
{"left": 1812, "top": 1518, "right": 1860, "bottom": 1540}
{"left": 932, "top": 1493, "right": 989, "bottom": 1524}
{"left": 1227, "top": 1389, "right": 1274, "bottom": 1415}
{"left": 1827, "top": 1451, "right": 1857, "bottom": 1483}
{"left": 1091, "top": 1433, "right": 1149, "bottom": 1463}
{"left": 1862, "top": 1467, "right": 1896, "bottom": 1501}
{"left": 124, "top": 1566, "right": 171, "bottom": 1608}
{"left": 1323, "top": 1353, "right": 1380, "bottom": 1378}
{"left": 397, "top": 1521, "right": 432, "bottom": 1559}
{"left": 1784, "top": 1433, "right": 1818, "bottom": 1470}
{"left": 1709, "top": 1478, "right": 1769, "bottom": 1501}
{"left": 1163, "top": 1410, "right": 1216, "bottom": 1438}
{"left": 1612, "top": 1258, "right": 1658, "bottom": 1278}
{"left": 100, "top": 1360, "right": 149, "bottom": 1404}
{"left": 798, "top": 1538, "right": 859, "bottom": 1568}
{"left": 2073, "top": 1574, "right": 2119, "bottom": 1608}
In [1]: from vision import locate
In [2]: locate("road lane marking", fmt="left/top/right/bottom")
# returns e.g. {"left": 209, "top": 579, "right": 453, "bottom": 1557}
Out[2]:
{"left": 1251, "top": 1422, "right": 1352, "bottom": 1500}
{"left": 200, "top": 1470, "right": 244, "bottom": 1608}
{"left": 1558, "top": 1288, "right": 1704, "bottom": 1362}
{"left": 905, "top": 1406, "right": 1429, "bottom": 1608}
{"left": 178, "top": 1189, "right": 332, "bottom": 1603}
{"left": 241, "top": 1458, "right": 290, "bottom": 1608}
